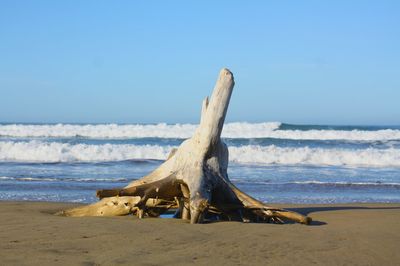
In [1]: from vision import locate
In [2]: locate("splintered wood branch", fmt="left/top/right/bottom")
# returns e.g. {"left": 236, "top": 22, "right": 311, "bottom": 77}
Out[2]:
{"left": 60, "top": 68, "right": 311, "bottom": 225}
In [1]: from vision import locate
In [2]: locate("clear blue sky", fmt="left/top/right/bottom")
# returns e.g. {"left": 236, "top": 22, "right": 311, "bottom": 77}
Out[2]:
{"left": 0, "top": 1, "right": 399, "bottom": 125}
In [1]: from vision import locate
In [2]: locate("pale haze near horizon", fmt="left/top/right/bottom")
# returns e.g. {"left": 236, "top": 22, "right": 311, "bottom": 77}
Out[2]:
{"left": 0, "top": 1, "right": 399, "bottom": 125}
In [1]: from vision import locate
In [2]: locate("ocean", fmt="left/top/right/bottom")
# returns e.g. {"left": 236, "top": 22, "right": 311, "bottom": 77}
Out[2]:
{"left": 0, "top": 122, "right": 399, "bottom": 204}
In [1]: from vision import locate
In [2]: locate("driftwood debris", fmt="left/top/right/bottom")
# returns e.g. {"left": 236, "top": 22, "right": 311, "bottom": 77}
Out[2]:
{"left": 60, "top": 68, "right": 311, "bottom": 225}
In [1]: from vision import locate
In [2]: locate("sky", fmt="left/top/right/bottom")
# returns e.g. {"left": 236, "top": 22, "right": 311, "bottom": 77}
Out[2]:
{"left": 0, "top": 1, "right": 399, "bottom": 125}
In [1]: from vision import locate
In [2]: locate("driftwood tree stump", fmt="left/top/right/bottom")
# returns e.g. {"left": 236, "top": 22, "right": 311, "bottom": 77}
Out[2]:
{"left": 60, "top": 68, "right": 311, "bottom": 225}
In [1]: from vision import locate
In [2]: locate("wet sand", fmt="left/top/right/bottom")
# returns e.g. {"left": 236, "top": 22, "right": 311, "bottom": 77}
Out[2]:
{"left": 1, "top": 201, "right": 399, "bottom": 265}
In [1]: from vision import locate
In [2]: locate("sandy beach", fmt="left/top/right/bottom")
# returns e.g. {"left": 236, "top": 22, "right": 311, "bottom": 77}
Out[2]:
{"left": 0, "top": 201, "right": 399, "bottom": 266}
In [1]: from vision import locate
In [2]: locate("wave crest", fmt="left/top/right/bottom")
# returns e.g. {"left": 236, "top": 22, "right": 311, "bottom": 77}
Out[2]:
{"left": 1, "top": 141, "right": 400, "bottom": 167}
{"left": 0, "top": 122, "right": 281, "bottom": 139}
{"left": 1, "top": 122, "right": 400, "bottom": 140}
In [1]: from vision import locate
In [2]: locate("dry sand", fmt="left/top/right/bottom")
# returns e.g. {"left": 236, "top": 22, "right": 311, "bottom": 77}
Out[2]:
{"left": 0, "top": 201, "right": 399, "bottom": 266}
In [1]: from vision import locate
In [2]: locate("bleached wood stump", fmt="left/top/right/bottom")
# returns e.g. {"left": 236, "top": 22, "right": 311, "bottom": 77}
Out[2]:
{"left": 60, "top": 68, "right": 311, "bottom": 225}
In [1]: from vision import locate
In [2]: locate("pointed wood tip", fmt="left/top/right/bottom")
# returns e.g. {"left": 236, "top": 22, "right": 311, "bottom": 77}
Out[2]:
{"left": 220, "top": 68, "right": 233, "bottom": 77}
{"left": 218, "top": 68, "right": 234, "bottom": 86}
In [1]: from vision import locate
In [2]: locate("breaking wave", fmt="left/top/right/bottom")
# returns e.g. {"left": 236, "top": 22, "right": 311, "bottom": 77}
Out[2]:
{"left": 228, "top": 145, "right": 400, "bottom": 167}
{"left": 1, "top": 141, "right": 400, "bottom": 167}
{"left": 0, "top": 122, "right": 280, "bottom": 139}
{"left": 1, "top": 122, "right": 400, "bottom": 140}
{"left": 0, "top": 141, "right": 172, "bottom": 162}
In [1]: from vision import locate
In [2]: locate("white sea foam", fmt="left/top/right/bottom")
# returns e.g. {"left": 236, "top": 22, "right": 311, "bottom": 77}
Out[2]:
{"left": 0, "top": 176, "right": 58, "bottom": 182}
{"left": 228, "top": 145, "right": 400, "bottom": 167}
{"left": 0, "top": 122, "right": 280, "bottom": 139}
{"left": 229, "top": 179, "right": 400, "bottom": 187}
{"left": 1, "top": 141, "right": 400, "bottom": 167}
{"left": 2, "top": 122, "right": 400, "bottom": 140}
{"left": 291, "top": 181, "right": 400, "bottom": 187}
{"left": 2, "top": 175, "right": 398, "bottom": 187}
{"left": 0, "top": 141, "right": 172, "bottom": 162}
{"left": 0, "top": 176, "right": 128, "bottom": 182}
{"left": 268, "top": 129, "right": 400, "bottom": 141}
